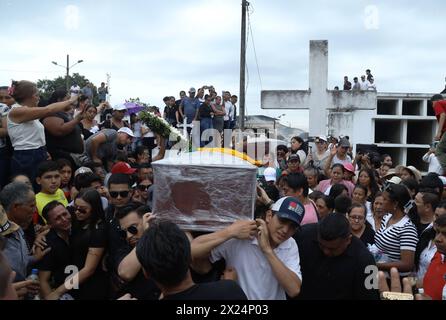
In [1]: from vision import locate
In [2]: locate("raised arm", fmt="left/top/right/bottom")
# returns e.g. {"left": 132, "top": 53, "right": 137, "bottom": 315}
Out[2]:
{"left": 256, "top": 219, "right": 301, "bottom": 298}
{"left": 9, "top": 96, "right": 77, "bottom": 124}
{"left": 117, "top": 248, "right": 141, "bottom": 282}
{"left": 191, "top": 220, "right": 257, "bottom": 273}
{"left": 43, "top": 112, "right": 83, "bottom": 137}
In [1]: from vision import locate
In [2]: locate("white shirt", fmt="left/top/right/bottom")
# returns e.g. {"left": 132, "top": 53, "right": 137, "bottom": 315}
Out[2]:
{"left": 360, "top": 80, "right": 370, "bottom": 90}
{"left": 423, "top": 153, "right": 443, "bottom": 175}
{"left": 417, "top": 239, "right": 437, "bottom": 281}
{"left": 223, "top": 101, "right": 234, "bottom": 121}
{"left": 210, "top": 237, "right": 302, "bottom": 300}
{"left": 7, "top": 104, "right": 46, "bottom": 150}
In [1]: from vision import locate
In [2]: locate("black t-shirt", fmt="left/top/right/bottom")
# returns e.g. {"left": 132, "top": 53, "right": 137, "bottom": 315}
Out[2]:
{"left": 163, "top": 280, "right": 247, "bottom": 300}
{"left": 44, "top": 112, "right": 84, "bottom": 154}
{"left": 294, "top": 224, "right": 380, "bottom": 300}
{"left": 415, "top": 221, "right": 432, "bottom": 238}
{"left": 104, "top": 205, "right": 133, "bottom": 272}
{"left": 114, "top": 245, "right": 161, "bottom": 300}
{"left": 199, "top": 103, "right": 212, "bottom": 119}
{"left": 100, "top": 119, "right": 130, "bottom": 131}
{"left": 360, "top": 223, "right": 376, "bottom": 247}
{"left": 35, "top": 229, "right": 71, "bottom": 288}
{"left": 164, "top": 105, "right": 178, "bottom": 124}
{"left": 70, "top": 219, "right": 109, "bottom": 300}
{"left": 79, "top": 122, "right": 94, "bottom": 140}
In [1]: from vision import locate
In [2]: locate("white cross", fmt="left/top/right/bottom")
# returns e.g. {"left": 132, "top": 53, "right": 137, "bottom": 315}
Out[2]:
{"left": 261, "top": 40, "right": 376, "bottom": 137}
{"left": 177, "top": 117, "right": 194, "bottom": 140}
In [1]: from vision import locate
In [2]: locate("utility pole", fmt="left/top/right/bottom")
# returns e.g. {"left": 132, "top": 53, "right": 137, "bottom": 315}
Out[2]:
{"left": 52, "top": 55, "right": 83, "bottom": 93}
{"left": 66, "top": 54, "right": 70, "bottom": 92}
{"left": 239, "top": 0, "right": 249, "bottom": 131}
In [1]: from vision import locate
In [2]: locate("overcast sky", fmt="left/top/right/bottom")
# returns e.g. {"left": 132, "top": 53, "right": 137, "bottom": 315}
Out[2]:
{"left": 1, "top": 0, "right": 445, "bottom": 130}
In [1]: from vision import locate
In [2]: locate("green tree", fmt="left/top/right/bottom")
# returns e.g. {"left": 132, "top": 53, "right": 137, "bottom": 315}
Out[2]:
{"left": 37, "top": 73, "right": 98, "bottom": 104}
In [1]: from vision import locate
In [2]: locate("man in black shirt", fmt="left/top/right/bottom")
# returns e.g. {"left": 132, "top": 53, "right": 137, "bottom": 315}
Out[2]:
{"left": 295, "top": 213, "right": 379, "bottom": 300}
{"left": 115, "top": 205, "right": 160, "bottom": 300}
{"left": 37, "top": 201, "right": 72, "bottom": 299}
{"left": 414, "top": 192, "right": 439, "bottom": 236}
{"left": 136, "top": 221, "right": 247, "bottom": 300}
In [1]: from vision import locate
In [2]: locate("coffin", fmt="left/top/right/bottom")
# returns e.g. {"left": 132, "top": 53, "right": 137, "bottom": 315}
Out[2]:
{"left": 152, "top": 151, "right": 257, "bottom": 232}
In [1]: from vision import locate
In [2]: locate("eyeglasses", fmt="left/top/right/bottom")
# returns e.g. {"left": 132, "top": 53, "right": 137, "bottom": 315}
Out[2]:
{"left": 109, "top": 191, "right": 130, "bottom": 198}
{"left": 137, "top": 184, "right": 151, "bottom": 191}
{"left": 119, "top": 225, "right": 138, "bottom": 238}
{"left": 75, "top": 207, "right": 88, "bottom": 214}
{"left": 348, "top": 215, "right": 364, "bottom": 222}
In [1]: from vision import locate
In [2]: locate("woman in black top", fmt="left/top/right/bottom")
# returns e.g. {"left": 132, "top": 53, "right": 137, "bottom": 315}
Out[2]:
{"left": 348, "top": 203, "right": 375, "bottom": 246}
{"left": 42, "top": 88, "right": 84, "bottom": 167}
{"left": 79, "top": 105, "right": 100, "bottom": 140}
{"left": 46, "top": 188, "right": 109, "bottom": 300}
{"left": 199, "top": 95, "right": 214, "bottom": 147}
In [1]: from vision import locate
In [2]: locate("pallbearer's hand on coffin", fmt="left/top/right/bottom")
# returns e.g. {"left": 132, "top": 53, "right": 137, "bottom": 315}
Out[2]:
{"left": 227, "top": 220, "right": 257, "bottom": 240}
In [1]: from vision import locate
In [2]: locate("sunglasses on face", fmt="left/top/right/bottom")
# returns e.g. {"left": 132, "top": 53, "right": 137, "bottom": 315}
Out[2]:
{"left": 109, "top": 191, "right": 130, "bottom": 198}
{"left": 137, "top": 184, "right": 151, "bottom": 191}
{"left": 119, "top": 225, "right": 138, "bottom": 238}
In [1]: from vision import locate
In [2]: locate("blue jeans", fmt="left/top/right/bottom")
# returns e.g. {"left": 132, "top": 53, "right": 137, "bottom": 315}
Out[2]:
{"left": 200, "top": 118, "right": 214, "bottom": 148}
{"left": 11, "top": 147, "right": 48, "bottom": 192}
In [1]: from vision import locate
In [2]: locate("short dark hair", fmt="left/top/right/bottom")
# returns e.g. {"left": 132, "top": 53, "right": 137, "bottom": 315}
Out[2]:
{"left": 136, "top": 221, "right": 191, "bottom": 287}
{"left": 435, "top": 214, "right": 446, "bottom": 228}
{"left": 329, "top": 183, "right": 349, "bottom": 200}
{"left": 116, "top": 203, "right": 143, "bottom": 220}
{"left": 283, "top": 173, "right": 309, "bottom": 197}
{"left": 331, "top": 163, "right": 345, "bottom": 172}
{"left": 419, "top": 173, "right": 443, "bottom": 198}
{"left": 48, "top": 88, "right": 68, "bottom": 104}
{"left": 401, "top": 178, "right": 419, "bottom": 195}
{"left": 37, "top": 161, "right": 60, "bottom": 178}
{"left": 421, "top": 192, "right": 440, "bottom": 211}
{"left": 108, "top": 173, "right": 133, "bottom": 189}
{"left": 277, "top": 145, "right": 288, "bottom": 154}
{"left": 431, "top": 94, "right": 444, "bottom": 102}
{"left": 318, "top": 213, "right": 351, "bottom": 241}
{"left": 318, "top": 194, "right": 335, "bottom": 211}
{"left": 334, "top": 195, "right": 352, "bottom": 215}
{"left": 42, "top": 201, "right": 65, "bottom": 223}
{"left": 74, "top": 173, "right": 101, "bottom": 191}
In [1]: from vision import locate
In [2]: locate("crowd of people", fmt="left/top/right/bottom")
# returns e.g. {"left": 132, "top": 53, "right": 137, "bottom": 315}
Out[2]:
{"left": 1, "top": 79, "right": 446, "bottom": 301}
{"left": 335, "top": 69, "right": 377, "bottom": 91}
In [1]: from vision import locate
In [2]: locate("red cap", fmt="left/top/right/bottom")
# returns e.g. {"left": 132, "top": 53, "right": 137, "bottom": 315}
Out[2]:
{"left": 111, "top": 162, "right": 137, "bottom": 174}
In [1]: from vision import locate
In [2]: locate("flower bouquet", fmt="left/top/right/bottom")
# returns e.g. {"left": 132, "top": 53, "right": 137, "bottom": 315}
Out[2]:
{"left": 138, "top": 110, "right": 188, "bottom": 146}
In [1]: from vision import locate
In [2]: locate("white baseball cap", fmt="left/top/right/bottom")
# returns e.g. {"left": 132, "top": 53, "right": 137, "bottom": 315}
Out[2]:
{"left": 117, "top": 127, "right": 135, "bottom": 138}
{"left": 113, "top": 104, "right": 127, "bottom": 111}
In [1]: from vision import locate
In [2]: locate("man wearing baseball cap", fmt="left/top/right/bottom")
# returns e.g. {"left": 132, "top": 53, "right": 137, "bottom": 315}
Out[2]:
{"left": 179, "top": 87, "right": 200, "bottom": 130}
{"left": 84, "top": 128, "right": 135, "bottom": 171}
{"left": 191, "top": 196, "right": 304, "bottom": 300}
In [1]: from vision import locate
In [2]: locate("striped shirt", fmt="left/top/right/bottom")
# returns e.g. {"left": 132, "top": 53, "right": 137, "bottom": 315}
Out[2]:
{"left": 375, "top": 214, "right": 419, "bottom": 262}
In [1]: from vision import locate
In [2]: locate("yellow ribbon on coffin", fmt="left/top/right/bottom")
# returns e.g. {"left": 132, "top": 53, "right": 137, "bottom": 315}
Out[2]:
{"left": 197, "top": 148, "right": 262, "bottom": 167}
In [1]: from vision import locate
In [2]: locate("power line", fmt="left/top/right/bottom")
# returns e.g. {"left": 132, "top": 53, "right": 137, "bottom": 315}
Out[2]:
{"left": 247, "top": 4, "right": 263, "bottom": 91}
